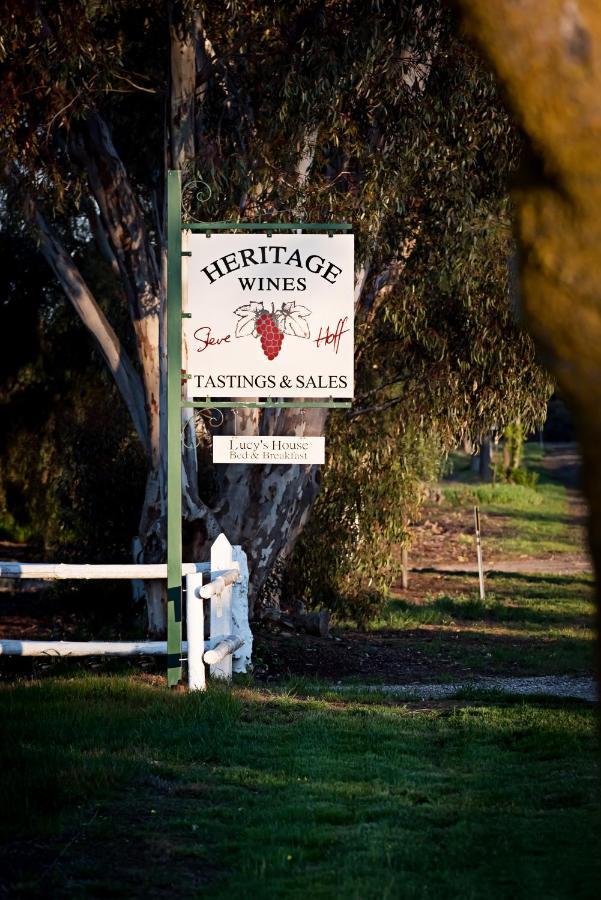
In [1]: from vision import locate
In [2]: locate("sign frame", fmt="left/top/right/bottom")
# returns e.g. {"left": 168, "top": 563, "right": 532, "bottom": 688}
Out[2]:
{"left": 183, "top": 232, "right": 354, "bottom": 400}
{"left": 166, "top": 169, "right": 352, "bottom": 686}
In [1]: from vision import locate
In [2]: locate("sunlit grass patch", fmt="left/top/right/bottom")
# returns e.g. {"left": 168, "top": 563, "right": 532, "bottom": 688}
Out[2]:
{"left": 384, "top": 573, "right": 594, "bottom": 626}
{"left": 379, "top": 572, "right": 595, "bottom": 673}
{"left": 443, "top": 480, "right": 551, "bottom": 510}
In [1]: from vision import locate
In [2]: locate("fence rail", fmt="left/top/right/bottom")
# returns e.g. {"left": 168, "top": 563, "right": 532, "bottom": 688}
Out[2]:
{"left": 0, "top": 533, "right": 253, "bottom": 689}
{"left": 0, "top": 562, "right": 211, "bottom": 580}
{"left": 0, "top": 634, "right": 237, "bottom": 657}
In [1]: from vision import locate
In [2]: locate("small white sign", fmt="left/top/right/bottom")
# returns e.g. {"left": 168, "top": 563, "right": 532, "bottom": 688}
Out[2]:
{"left": 213, "top": 436, "right": 325, "bottom": 465}
{"left": 184, "top": 233, "right": 354, "bottom": 399}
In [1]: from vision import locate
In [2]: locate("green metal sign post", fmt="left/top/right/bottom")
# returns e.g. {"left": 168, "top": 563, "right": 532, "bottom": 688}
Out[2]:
{"left": 167, "top": 170, "right": 183, "bottom": 686}
{"left": 165, "top": 169, "right": 352, "bottom": 687}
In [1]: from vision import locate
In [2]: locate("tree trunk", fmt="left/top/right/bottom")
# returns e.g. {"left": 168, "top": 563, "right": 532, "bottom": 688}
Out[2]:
{"left": 479, "top": 435, "right": 492, "bottom": 481}
{"left": 455, "top": 0, "right": 601, "bottom": 673}
{"left": 212, "top": 406, "right": 328, "bottom": 616}
{"left": 47, "top": 19, "right": 334, "bottom": 632}
{"left": 26, "top": 206, "right": 149, "bottom": 451}
{"left": 69, "top": 107, "right": 224, "bottom": 634}
{"left": 169, "top": 4, "right": 197, "bottom": 170}
{"left": 136, "top": 468, "right": 166, "bottom": 634}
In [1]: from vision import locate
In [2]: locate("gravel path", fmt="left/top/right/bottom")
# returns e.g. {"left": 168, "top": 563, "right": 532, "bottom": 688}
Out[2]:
{"left": 337, "top": 675, "right": 598, "bottom": 702}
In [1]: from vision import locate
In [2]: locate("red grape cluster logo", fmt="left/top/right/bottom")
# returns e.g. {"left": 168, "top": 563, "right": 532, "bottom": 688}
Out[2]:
{"left": 256, "top": 312, "right": 283, "bottom": 360}
{"left": 234, "top": 301, "right": 311, "bottom": 361}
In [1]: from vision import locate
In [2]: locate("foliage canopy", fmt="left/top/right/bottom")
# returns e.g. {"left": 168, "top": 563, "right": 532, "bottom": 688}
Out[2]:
{"left": 0, "top": 1, "right": 551, "bottom": 619}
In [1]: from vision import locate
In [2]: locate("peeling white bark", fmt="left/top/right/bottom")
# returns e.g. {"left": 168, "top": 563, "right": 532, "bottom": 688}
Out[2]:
{"left": 71, "top": 113, "right": 163, "bottom": 464}
{"left": 232, "top": 545, "right": 252, "bottom": 672}
{"left": 69, "top": 96, "right": 223, "bottom": 632}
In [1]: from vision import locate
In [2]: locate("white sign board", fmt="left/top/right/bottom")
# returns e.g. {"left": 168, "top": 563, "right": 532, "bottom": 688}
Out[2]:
{"left": 184, "top": 233, "right": 354, "bottom": 398}
{"left": 213, "top": 436, "right": 325, "bottom": 465}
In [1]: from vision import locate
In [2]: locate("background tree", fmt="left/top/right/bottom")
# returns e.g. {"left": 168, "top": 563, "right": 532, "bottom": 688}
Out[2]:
{"left": 288, "top": 34, "right": 550, "bottom": 616}
{"left": 0, "top": 1, "right": 550, "bottom": 632}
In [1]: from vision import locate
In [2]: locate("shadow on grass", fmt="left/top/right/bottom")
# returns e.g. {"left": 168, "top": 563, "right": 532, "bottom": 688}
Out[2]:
{"left": 387, "top": 595, "right": 593, "bottom": 629}
{"left": 0, "top": 677, "right": 599, "bottom": 899}
{"left": 485, "top": 571, "right": 594, "bottom": 590}
{"left": 484, "top": 507, "right": 586, "bottom": 527}
{"left": 414, "top": 569, "right": 593, "bottom": 589}
{"left": 416, "top": 628, "right": 593, "bottom": 675}
{"left": 386, "top": 569, "right": 595, "bottom": 631}
{"left": 442, "top": 595, "right": 589, "bottom": 627}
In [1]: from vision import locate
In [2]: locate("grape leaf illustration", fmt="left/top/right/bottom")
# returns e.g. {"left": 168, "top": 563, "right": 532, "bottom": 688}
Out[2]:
{"left": 233, "top": 301, "right": 262, "bottom": 338}
{"left": 235, "top": 315, "right": 257, "bottom": 338}
{"left": 278, "top": 302, "right": 311, "bottom": 339}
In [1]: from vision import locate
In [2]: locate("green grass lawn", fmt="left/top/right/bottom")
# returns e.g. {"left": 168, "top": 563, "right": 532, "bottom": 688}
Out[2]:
{"left": 366, "top": 443, "right": 594, "bottom": 677}
{"left": 385, "top": 573, "right": 594, "bottom": 631}
{"left": 0, "top": 676, "right": 599, "bottom": 899}
{"left": 444, "top": 481, "right": 577, "bottom": 555}
{"left": 377, "top": 572, "right": 596, "bottom": 675}
{"left": 371, "top": 572, "right": 596, "bottom": 675}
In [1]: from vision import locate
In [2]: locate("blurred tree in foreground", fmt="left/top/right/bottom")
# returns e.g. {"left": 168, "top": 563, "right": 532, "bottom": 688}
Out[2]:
{"left": 0, "top": 1, "right": 550, "bottom": 630}
{"left": 455, "top": 0, "right": 601, "bottom": 663}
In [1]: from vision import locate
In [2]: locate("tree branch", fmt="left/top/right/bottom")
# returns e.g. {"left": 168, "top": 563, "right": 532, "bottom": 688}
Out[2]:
{"left": 83, "top": 197, "right": 120, "bottom": 277}
{"left": 347, "top": 396, "right": 404, "bottom": 420}
{"left": 28, "top": 203, "right": 150, "bottom": 452}
{"left": 169, "top": 2, "right": 199, "bottom": 169}
{"left": 71, "top": 112, "right": 161, "bottom": 320}
{"left": 70, "top": 111, "right": 162, "bottom": 465}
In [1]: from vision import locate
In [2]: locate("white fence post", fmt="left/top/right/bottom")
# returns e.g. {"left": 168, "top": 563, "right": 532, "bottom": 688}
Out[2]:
{"left": 209, "top": 534, "right": 235, "bottom": 680}
{"left": 231, "top": 545, "right": 252, "bottom": 674}
{"left": 185, "top": 571, "right": 206, "bottom": 691}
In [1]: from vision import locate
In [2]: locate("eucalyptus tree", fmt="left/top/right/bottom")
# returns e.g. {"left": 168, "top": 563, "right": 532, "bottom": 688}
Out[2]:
{"left": 0, "top": 0, "right": 549, "bottom": 631}
{"left": 289, "top": 34, "right": 552, "bottom": 615}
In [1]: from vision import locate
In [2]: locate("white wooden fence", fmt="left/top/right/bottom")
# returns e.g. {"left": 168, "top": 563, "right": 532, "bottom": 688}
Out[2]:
{"left": 0, "top": 533, "right": 252, "bottom": 691}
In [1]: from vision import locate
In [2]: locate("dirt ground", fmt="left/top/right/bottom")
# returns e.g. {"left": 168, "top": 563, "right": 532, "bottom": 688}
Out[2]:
{"left": 252, "top": 617, "right": 546, "bottom": 683}
{"left": 406, "top": 445, "right": 589, "bottom": 573}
